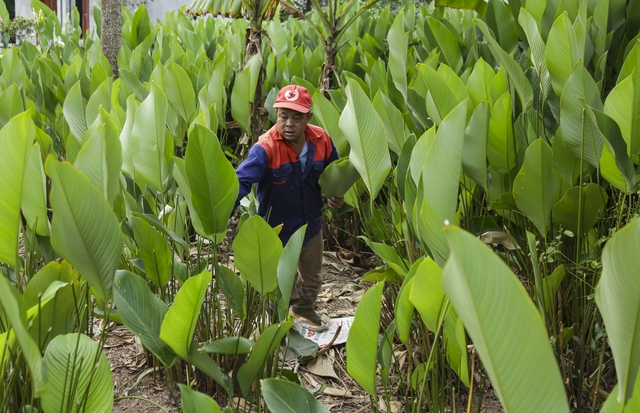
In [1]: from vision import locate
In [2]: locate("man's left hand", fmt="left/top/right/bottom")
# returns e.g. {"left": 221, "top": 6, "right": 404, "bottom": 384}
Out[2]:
{"left": 327, "top": 197, "right": 344, "bottom": 208}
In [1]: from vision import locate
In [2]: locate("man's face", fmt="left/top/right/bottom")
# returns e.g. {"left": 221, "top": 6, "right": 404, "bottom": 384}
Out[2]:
{"left": 276, "top": 108, "right": 311, "bottom": 145}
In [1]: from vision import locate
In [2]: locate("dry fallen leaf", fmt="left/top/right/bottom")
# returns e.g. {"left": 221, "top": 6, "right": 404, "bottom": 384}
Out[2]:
{"left": 303, "top": 372, "right": 319, "bottom": 388}
{"left": 479, "top": 231, "right": 521, "bottom": 250}
{"left": 378, "top": 399, "right": 403, "bottom": 413}
{"left": 323, "top": 386, "right": 353, "bottom": 397}
{"left": 307, "top": 355, "right": 339, "bottom": 380}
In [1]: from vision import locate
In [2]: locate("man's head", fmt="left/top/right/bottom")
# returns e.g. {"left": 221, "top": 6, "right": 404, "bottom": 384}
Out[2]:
{"left": 274, "top": 85, "right": 313, "bottom": 145}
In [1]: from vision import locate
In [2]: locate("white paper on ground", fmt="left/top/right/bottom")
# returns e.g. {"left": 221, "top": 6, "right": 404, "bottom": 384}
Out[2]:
{"left": 292, "top": 316, "right": 354, "bottom": 348}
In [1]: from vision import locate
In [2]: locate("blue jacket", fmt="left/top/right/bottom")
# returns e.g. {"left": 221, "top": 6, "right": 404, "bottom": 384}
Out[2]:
{"left": 236, "top": 124, "right": 339, "bottom": 246}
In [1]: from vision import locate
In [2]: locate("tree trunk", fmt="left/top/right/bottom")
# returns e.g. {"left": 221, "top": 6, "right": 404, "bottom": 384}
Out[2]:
{"left": 102, "top": 0, "right": 122, "bottom": 78}
{"left": 245, "top": 24, "right": 267, "bottom": 144}
{"left": 320, "top": 46, "right": 337, "bottom": 98}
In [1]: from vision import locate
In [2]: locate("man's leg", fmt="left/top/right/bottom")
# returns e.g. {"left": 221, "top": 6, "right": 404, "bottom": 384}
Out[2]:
{"left": 291, "top": 231, "right": 326, "bottom": 329}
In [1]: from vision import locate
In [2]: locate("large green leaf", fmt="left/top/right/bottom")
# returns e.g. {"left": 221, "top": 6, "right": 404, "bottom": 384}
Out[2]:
{"left": 0, "top": 83, "right": 25, "bottom": 127}
{"left": 419, "top": 64, "right": 461, "bottom": 126}
{"left": 199, "top": 59, "right": 228, "bottom": 131}
{"left": 424, "top": 17, "right": 463, "bottom": 73}
{"left": 595, "top": 218, "right": 640, "bottom": 404}
{"left": 541, "top": 264, "right": 566, "bottom": 320}
{"left": 361, "top": 236, "right": 409, "bottom": 276}
{"left": 201, "top": 336, "right": 255, "bottom": 355}
{"left": 462, "top": 102, "right": 489, "bottom": 190}
{"left": 604, "top": 72, "right": 640, "bottom": 157}
{"left": 443, "top": 307, "right": 469, "bottom": 386}
{"left": 179, "top": 384, "right": 222, "bottom": 413}
{"left": 276, "top": 225, "right": 306, "bottom": 321}
{"left": 21, "top": 144, "right": 50, "bottom": 236}
{"left": 114, "top": 270, "right": 177, "bottom": 367}
{"left": 602, "top": 379, "right": 640, "bottom": 413}
{"left": 41, "top": 334, "right": 113, "bottom": 413}
{"left": 74, "top": 110, "right": 123, "bottom": 205}
{"left": 24, "top": 261, "right": 80, "bottom": 348}
{"left": 410, "top": 257, "right": 446, "bottom": 333}
{"left": 513, "top": 139, "right": 559, "bottom": 234}
{"left": 216, "top": 265, "right": 246, "bottom": 319}
{"left": 0, "top": 112, "right": 34, "bottom": 267}
{"left": 166, "top": 62, "right": 197, "bottom": 123}
{"left": 387, "top": 10, "right": 407, "bottom": 101}
{"left": 0, "top": 1, "right": 9, "bottom": 27}
{"left": 559, "top": 65, "right": 603, "bottom": 168}
{"left": 487, "top": 93, "right": 516, "bottom": 174}
{"left": 552, "top": 127, "right": 582, "bottom": 185}
{"left": 0, "top": 47, "right": 26, "bottom": 91}
{"left": 396, "top": 134, "right": 416, "bottom": 201}
{"left": 475, "top": 20, "right": 533, "bottom": 111}
{"left": 230, "top": 54, "right": 260, "bottom": 135}
{"left": 347, "top": 282, "right": 384, "bottom": 395}
{"left": 237, "top": 321, "right": 293, "bottom": 397}
{"left": 262, "top": 379, "right": 330, "bottom": 413}
{"left": 590, "top": 108, "right": 637, "bottom": 193}
{"left": 373, "top": 91, "right": 407, "bottom": 155}
{"left": 395, "top": 258, "right": 424, "bottom": 344}
{"left": 552, "top": 184, "right": 608, "bottom": 235}
{"left": 466, "top": 58, "right": 495, "bottom": 108}
{"left": 132, "top": 212, "right": 189, "bottom": 253}
{"left": 312, "top": 92, "right": 348, "bottom": 155}
{"left": 339, "top": 79, "right": 391, "bottom": 201}
{"left": 416, "top": 101, "right": 467, "bottom": 264}
{"left": 129, "top": 5, "right": 152, "bottom": 48}
{"left": 545, "top": 12, "right": 581, "bottom": 96}
{"left": 442, "top": 226, "right": 570, "bottom": 413}
{"left": 518, "top": 9, "right": 554, "bottom": 104}
{"left": 63, "top": 81, "right": 86, "bottom": 144}
{"left": 318, "top": 157, "right": 361, "bottom": 199}
{"left": 185, "top": 124, "right": 239, "bottom": 238}
{"left": 189, "top": 341, "right": 233, "bottom": 394}
{"left": 0, "top": 275, "right": 47, "bottom": 397}
{"left": 46, "top": 158, "right": 122, "bottom": 303}
{"left": 160, "top": 270, "right": 211, "bottom": 360}
{"left": 131, "top": 83, "right": 173, "bottom": 193}
{"left": 85, "top": 78, "right": 112, "bottom": 126}
{"left": 232, "top": 216, "right": 282, "bottom": 295}
{"left": 173, "top": 157, "right": 207, "bottom": 238}
{"left": 119, "top": 94, "right": 139, "bottom": 179}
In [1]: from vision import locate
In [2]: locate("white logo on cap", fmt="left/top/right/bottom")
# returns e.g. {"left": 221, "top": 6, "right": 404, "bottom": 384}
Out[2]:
{"left": 284, "top": 90, "right": 299, "bottom": 101}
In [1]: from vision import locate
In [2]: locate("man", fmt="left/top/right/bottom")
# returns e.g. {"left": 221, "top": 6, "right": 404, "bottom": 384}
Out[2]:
{"left": 235, "top": 85, "right": 342, "bottom": 331}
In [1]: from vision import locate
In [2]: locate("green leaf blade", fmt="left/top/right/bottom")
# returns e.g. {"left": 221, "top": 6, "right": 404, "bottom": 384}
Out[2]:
{"left": 595, "top": 218, "right": 640, "bottom": 404}
{"left": 45, "top": 158, "right": 123, "bottom": 303}
{"left": 513, "top": 139, "right": 559, "bottom": 234}
{"left": 346, "top": 282, "right": 384, "bottom": 395}
{"left": 0, "top": 112, "right": 34, "bottom": 266}
{"left": 339, "top": 79, "right": 391, "bottom": 200}
{"left": 442, "top": 226, "right": 570, "bottom": 413}
{"left": 160, "top": 270, "right": 212, "bottom": 360}
{"left": 185, "top": 124, "right": 239, "bottom": 238}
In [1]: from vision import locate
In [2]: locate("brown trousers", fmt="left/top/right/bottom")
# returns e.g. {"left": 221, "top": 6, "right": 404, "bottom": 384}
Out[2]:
{"left": 290, "top": 231, "right": 323, "bottom": 309}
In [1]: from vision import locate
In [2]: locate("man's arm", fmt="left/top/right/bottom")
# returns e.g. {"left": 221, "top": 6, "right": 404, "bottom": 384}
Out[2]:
{"left": 234, "top": 145, "right": 269, "bottom": 210}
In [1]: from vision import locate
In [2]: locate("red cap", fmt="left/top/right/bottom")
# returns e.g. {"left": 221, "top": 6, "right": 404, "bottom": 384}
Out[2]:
{"left": 273, "top": 85, "right": 312, "bottom": 113}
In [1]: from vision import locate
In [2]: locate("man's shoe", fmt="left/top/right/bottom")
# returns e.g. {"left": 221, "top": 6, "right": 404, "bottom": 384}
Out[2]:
{"left": 291, "top": 305, "right": 329, "bottom": 332}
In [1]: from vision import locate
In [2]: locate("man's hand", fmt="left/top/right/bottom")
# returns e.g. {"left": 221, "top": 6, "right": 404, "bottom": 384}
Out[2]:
{"left": 327, "top": 196, "right": 344, "bottom": 208}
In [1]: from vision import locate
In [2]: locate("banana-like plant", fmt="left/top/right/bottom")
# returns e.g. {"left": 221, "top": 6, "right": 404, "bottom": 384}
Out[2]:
{"left": 280, "top": 0, "right": 380, "bottom": 93}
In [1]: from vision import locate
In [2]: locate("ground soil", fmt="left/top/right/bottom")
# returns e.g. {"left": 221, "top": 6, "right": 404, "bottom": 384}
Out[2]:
{"left": 104, "top": 243, "right": 503, "bottom": 412}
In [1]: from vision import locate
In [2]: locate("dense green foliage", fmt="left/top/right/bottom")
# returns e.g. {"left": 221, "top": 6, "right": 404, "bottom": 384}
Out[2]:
{"left": 2, "top": 0, "right": 640, "bottom": 411}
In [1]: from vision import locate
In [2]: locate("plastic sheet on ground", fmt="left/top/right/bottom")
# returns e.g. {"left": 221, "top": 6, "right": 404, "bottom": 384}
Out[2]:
{"left": 292, "top": 316, "right": 354, "bottom": 348}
